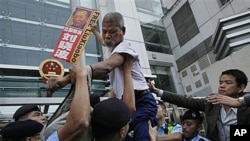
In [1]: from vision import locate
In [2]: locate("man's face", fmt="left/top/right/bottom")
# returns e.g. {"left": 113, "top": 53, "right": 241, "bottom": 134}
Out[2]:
{"left": 102, "top": 22, "right": 124, "bottom": 48}
{"left": 218, "top": 74, "right": 244, "bottom": 97}
{"left": 156, "top": 105, "right": 167, "bottom": 119}
{"left": 27, "top": 111, "right": 47, "bottom": 126}
{"left": 181, "top": 120, "right": 201, "bottom": 140}
{"left": 72, "top": 10, "right": 88, "bottom": 28}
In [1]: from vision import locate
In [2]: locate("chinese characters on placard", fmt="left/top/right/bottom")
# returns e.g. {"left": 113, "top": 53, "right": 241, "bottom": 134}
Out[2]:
{"left": 52, "top": 7, "right": 100, "bottom": 64}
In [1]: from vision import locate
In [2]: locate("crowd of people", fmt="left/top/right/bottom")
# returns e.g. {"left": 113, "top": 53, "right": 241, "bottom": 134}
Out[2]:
{"left": 0, "top": 10, "right": 249, "bottom": 141}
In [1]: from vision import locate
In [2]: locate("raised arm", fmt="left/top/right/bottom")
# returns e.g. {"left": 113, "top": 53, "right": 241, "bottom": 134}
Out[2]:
{"left": 91, "top": 52, "right": 124, "bottom": 79}
{"left": 91, "top": 24, "right": 105, "bottom": 46}
{"left": 122, "top": 54, "right": 136, "bottom": 116}
{"left": 57, "top": 65, "right": 90, "bottom": 141}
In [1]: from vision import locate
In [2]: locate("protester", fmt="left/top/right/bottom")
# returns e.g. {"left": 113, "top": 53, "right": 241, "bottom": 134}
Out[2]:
{"left": 0, "top": 120, "right": 43, "bottom": 141}
{"left": 181, "top": 110, "right": 210, "bottom": 141}
{"left": 156, "top": 100, "right": 182, "bottom": 141}
{"left": 47, "top": 12, "right": 157, "bottom": 141}
{"left": 90, "top": 11, "right": 158, "bottom": 141}
{"left": 148, "top": 69, "right": 250, "bottom": 141}
{"left": 207, "top": 93, "right": 250, "bottom": 107}
{"left": 45, "top": 65, "right": 91, "bottom": 141}
{"left": 44, "top": 54, "right": 136, "bottom": 141}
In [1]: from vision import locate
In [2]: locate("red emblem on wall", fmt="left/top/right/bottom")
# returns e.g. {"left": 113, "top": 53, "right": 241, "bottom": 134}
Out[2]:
{"left": 39, "top": 59, "right": 64, "bottom": 83}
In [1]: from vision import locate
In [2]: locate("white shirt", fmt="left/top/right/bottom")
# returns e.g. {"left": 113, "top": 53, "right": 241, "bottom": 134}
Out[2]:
{"left": 217, "top": 106, "right": 237, "bottom": 141}
{"left": 106, "top": 40, "right": 148, "bottom": 99}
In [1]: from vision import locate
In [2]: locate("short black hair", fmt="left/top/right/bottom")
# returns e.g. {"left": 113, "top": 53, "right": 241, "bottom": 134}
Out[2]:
{"left": 156, "top": 100, "right": 166, "bottom": 109}
{"left": 221, "top": 69, "right": 248, "bottom": 87}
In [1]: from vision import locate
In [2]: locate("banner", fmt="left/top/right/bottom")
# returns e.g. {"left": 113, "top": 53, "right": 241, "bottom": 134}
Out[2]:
{"left": 52, "top": 7, "right": 100, "bottom": 64}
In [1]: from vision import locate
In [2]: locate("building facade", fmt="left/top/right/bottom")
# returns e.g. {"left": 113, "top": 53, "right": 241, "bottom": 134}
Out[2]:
{"left": 0, "top": 0, "right": 179, "bottom": 123}
{"left": 162, "top": 0, "right": 250, "bottom": 96}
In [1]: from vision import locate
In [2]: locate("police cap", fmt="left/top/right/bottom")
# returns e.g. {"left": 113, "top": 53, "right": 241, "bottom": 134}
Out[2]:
{"left": 13, "top": 105, "right": 41, "bottom": 121}
{"left": 0, "top": 120, "right": 43, "bottom": 138}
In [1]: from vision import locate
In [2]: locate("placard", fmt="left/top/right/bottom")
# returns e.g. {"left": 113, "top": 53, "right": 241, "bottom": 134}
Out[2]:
{"left": 52, "top": 7, "right": 100, "bottom": 64}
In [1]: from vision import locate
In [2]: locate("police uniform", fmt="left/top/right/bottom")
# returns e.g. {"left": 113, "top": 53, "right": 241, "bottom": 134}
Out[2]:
{"left": 156, "top": 100, "right": 182, "bottom": 136}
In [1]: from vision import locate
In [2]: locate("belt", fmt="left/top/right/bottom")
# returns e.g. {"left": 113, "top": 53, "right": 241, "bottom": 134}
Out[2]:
{"left": 134, "top": 89, "right": 150, "bottom": 99}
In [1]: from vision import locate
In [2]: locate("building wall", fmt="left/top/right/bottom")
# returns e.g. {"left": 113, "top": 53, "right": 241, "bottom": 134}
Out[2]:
{"left": 206, "top": 45, "right": 250, "bottom": 93}
{"left": 162, "top": 0, "right": 250, "bottom": 96}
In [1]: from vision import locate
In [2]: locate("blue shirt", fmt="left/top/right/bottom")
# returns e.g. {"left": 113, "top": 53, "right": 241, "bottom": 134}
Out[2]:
{"left": 157, "top": 122, "right": 182, "bottom": 136}
{"left": 46, "top": 131, "right": 59, "bottom": 141}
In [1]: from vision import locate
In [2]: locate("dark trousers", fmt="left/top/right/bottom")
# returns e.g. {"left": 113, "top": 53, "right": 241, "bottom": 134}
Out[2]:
{"left": 131, "top": 92, "right": 157, "bottom": 141}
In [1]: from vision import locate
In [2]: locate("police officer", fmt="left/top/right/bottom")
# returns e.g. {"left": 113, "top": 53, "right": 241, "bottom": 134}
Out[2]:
{"left": 13, "top": 104, "right": 46, "bottom": 126}
{"left": 0, "top": 119, "right": 43, "bottom": 141}
{"left": 156, "top": 100, "right": 182, "bottom": 141}
{"left": 181, "top": 110, "right": 210, "bottom": 141}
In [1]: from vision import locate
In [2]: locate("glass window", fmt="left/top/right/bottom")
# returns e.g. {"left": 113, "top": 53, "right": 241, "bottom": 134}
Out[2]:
{"left": 218, "top": 0, "right": 230, "bottom": 7}
{"left": 172, "top": 2, "right": 199, "bottom": 46}
{"left": 135, "top": 0, "right": 163, "bottom": 16}
{"left": 0, "top": 0, "right": 107, "bottom": 123}
{"left": 141, "top": 24, "right": 172, "bottom": 54}
{"left": 181, "top": 70, "right": 187, "bottom": 78}
{"left": 195, "top": 80, "right": 202, "bottom": 88}
{"left": 150, "top": 65, "right": 176, "bottom": 92}
{"left": 202, "top": 72, "right": 209, "bottom": 84}
{"left": 185, "top": 85, "right": 192, "bottom": 93}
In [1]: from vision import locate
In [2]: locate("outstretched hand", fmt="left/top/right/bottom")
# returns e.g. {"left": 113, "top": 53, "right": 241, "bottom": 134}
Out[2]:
{"left": 206, "top": 94, "right": 241, "bottom": 107}
{"left": 147, "top": 79, "right": 157, "bottom": 92}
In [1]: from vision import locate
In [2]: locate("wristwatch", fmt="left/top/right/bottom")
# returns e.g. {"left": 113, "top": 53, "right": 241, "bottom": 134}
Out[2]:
{"left": 238, "top": 96, "right": 245, "bottom": 105}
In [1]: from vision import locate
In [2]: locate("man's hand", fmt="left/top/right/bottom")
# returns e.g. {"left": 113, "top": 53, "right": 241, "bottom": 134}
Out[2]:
{"left": 45, "top": 75, "right": 71, "bottom": 93}
{"left": 147, "top": 79, "right": 155, "bottom": 92}
{"left": 147, "top": 79, "right": 161, "bottom": 96}
{"left": 206, "top": 94, "right": 241, "bottom": 107}
{"left": 90, "top": 24, "right": 98, "bottom": 32}
{"left": 69, "top": 65, "right": 88, "bottom": 84}
{"left": 148, "top": 120, "right": 157, "bottom": 141}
